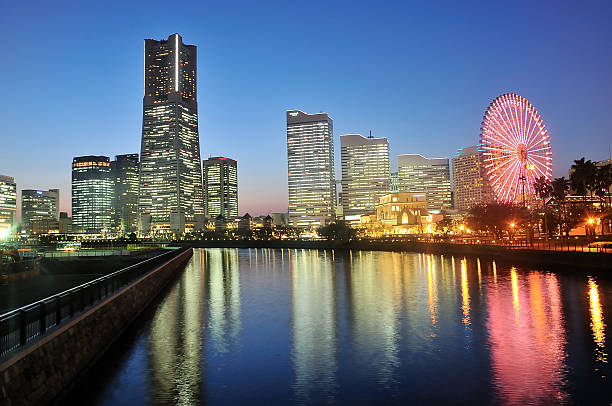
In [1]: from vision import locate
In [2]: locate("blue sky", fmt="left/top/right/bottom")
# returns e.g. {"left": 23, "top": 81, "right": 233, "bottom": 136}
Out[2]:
{"left": 1, "top": 0, "right": 611, "bottom": 216}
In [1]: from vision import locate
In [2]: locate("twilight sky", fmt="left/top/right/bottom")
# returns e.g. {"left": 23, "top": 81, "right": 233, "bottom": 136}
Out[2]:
{"left": 1, "top": 0, "right": 611, "bottom": 217}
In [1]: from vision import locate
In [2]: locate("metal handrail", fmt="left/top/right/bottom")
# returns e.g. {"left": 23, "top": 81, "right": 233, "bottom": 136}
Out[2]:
{"left": 0, "top": 247, "right": 187, "bottom": 359}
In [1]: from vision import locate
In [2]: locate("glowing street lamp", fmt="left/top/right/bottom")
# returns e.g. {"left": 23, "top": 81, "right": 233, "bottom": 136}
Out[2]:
{"left": 510, "top": 222, "right": 515, "bottom": 228}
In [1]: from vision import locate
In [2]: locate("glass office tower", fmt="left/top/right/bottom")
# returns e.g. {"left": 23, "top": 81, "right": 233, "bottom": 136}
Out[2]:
{"left": 111, "top": 154, "right": 139, "bottom": 234}
{"left": 286, "top": 110, "right": 335, "bottom": 228}
{"left": 72, "top": 156, "right": 113, "bottom": 234}
{"left": 204, "top": 157, "right": 238, "bottom": 219}
{"left": 0, "top": 175, "right": 16, "bottom": 237}
{"left": 138, "top": 33, "right": 203, "bottom": 235}
{"left": 397, "top": 154, "right": 452, "bottom": 212}
{"left": 21, "top": 189, "right": 59, "bottom": 230}
{"left": 340, "top": 134, "right": 390, "bottom": 219}
{"left": 452, "top": 146, "right": 492, "bottom": 211}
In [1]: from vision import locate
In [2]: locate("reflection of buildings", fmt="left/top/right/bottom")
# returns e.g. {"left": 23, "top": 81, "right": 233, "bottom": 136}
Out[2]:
{"left": 486, "top": 271, "right": 568, "bottom": 404}
{"left": 206, "top": 249, "right": 241, "bottom": 352}
{"left": 290, "top": 250, "right": 337, "bottom": 403}
{"left": 149, "top": 250, "right": 205, "bottom": 404}
{"left": 347, "top": 251, "right": 402, "bottom": 386}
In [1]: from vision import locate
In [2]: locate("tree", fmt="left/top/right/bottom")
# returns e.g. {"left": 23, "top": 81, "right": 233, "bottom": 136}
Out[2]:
{"left": 317, "top": 221, "right": 356, "bottom": 242}
{"left": 570, "top": 158, "right": 597, "bottom": 197}
{"left": 466, "top": 203, "right": 526, "bottom": 239}
{"left": 435, "top": 216, "right": 453, "bottom": 235}
{"left": 551, "top": 177, "right": 569, "bottom": 202}
{"left": 533, "top": 176, "right": 552, "bottom": 238}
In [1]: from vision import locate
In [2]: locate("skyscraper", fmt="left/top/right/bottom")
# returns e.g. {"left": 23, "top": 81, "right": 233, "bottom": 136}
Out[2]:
{"left": 138, "top": 33, "right": 203, "bottom": 235}
{"left": 72, "top": 156, "right": 113, "bottom": 234}
{"left": 286, "top": 110, "right": 335, "bottom": 228}
{"left": 0, "top": 175, "right": 16, "bottom": 237}
{"left": 21, "top": 189, "right": 59, "bottom": 230}
{"left": 398, "top": 154, "right": 451, "bottom": 212}
{"left": 111, "top": 154, "right": 139, "bottom": 234}
{"left": 340, "top": 134, "right": 390, "bottom": 219}
{"left": 452, "top": 146, "right": 492, "bottom": 211}
{"left": 203, "top": 157, "right": 238, "bottom": 218}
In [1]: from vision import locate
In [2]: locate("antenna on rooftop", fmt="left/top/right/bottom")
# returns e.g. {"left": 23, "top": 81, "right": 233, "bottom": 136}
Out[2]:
{"left": 368, "top": 129, "right": 373, "bottom": 139}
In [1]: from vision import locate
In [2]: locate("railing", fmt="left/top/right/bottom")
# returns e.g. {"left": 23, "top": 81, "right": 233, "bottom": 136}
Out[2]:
{"left": 0, "top": 247, "right": 188, "bottom": 359}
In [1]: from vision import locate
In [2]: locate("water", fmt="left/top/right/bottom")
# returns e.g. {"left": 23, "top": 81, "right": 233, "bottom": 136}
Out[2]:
{"left": 64, "top": 248, "right": 611, "bottom": 405}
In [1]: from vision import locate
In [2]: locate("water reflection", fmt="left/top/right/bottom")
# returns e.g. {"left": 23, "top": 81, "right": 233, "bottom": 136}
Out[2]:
{"left": 588, "top": 277, "right": 607, "bottom": 365}
{"left": 290, "top": 250, "right": 337, "bottom": 403}
{"left": 148, "top": 251, "right": 205, "bottom": 404}
{"left": 487, "top": 270, "right": 568, "bottom": 405}
{"left": 64, "top": 248, "right": 611, "bottom": 405}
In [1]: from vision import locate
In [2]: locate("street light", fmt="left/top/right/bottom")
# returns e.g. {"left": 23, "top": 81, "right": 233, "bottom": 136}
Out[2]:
{"left": 510, "top": 222, "right": 515, "bottom": 228}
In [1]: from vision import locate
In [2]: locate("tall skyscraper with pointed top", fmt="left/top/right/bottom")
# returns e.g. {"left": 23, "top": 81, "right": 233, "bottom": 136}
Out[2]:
{"left": 138, "top": 33, "right": 203, "bottom": 235}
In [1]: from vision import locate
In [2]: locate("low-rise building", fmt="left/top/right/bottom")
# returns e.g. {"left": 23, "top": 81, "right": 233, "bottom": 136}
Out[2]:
{"left": 361, "top": 192, "right": 433, "bottom": 236}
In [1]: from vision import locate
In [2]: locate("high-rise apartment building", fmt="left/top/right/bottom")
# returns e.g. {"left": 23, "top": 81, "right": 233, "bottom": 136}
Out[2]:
{"left": 452, "top": 146, "right": 492, "bottom": 211}
{"left": 21, "top": 189, "right": 59, "bottom": 230}
{"left": 0, "top": 175, "right": 16, "bottom": 237}
{"left": 398, "top": 154, "right": 451, "bottom": 212}
{"left": 286, "top": 110, "right": 335, "bottom": 228}
{"left": 340, "top": 134, "right": 390, "bottom": 219}
{"left": 203, "top": 157, "right": 238, "bottom": 218}
{"left": 138, "top": 33, "right": 203, "bottom": 235}
{"left": 72, "top": 156, "right": 113, "bottom": 234}
{"left": 111, "top": 154, "right": 139, "bottom": 234}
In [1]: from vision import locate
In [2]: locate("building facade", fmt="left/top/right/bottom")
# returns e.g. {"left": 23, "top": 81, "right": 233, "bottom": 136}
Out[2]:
{"left": 111, "top": 154, "right": 139, "bottom": 235}
{"left": 286, "top": 110, "right": 335, "bottom": 228}
{"left": 72, "top": 156, "right": 113, "bottom": 234}
{"left": 0, "top": 175, "right": 16, "bottom": 237}
{"left": 203, "top": 157, "right": 238, "bottom": 219}
{"left": 452, "top": 146, "right": 492, "bottom": 211}
{"left": 340, "top": 134, "right": 390, "bottom": 220}
{"left": 21, "top": 189, "right": 59, "bottom": 231}
{"left": 138, "top": 33, "right": 203, "bottom": 235}
{"left": 397, "top": 154, "right": 451, "bottom": 212}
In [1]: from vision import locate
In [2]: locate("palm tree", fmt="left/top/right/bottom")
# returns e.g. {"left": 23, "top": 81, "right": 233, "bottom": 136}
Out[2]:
{"left": 570, "top": 158, "right": 597, "bottom": 197}
{"left": 533, "top": 176, "right": 552, "bottom": 238}
{"left": 551, "top": 177, "right": 569, "bottom": 236}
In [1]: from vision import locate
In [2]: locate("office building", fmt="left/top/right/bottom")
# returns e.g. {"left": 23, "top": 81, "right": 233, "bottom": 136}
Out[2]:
{"left": 111, "top": 154, "right": 139, "bottom": 234}
{"left": 452, "top": 146, "right": 492, "bottom": 211}
{"left": 138, "top": 33, "right": 204, "bottom": 235}
{"left": 203, "top": 157, "right": 238, "bottom": 218}
{"left": 340, "top": 134, "right": 390, "bottom": 219}
{"left": 398, "top": 154, "right": 451, "bottom": 212}
{"left": 0, "top": 175, "right": 16, "bottom": 237}
{"left": 286, "top": 110, "right": 335, "bottom": 228}
{"left": 72, "top": 156, "right": 113, "bottom": 234}
{"left": 21, "top": 189, "right": 59, "bottom": 231}
{"left": 390, "top": 172, "right": 399, "bottom": 192}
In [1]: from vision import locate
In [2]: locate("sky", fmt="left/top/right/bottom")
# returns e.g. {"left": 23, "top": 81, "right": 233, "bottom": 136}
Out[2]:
{"left": 1, "top": 0, "right": 611, "bottom": 217}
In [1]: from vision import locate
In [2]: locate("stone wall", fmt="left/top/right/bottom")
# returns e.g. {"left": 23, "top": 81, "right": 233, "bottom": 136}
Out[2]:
{"left": 0, "top": 248, "right": 193, "bottom": 406}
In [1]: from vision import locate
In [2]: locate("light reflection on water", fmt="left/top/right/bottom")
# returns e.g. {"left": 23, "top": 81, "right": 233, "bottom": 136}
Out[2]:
{"left": 64, "top": 248, "right": 611, "bottom": 405}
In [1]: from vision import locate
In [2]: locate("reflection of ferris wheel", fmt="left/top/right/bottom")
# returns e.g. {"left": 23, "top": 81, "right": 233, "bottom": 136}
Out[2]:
{"left": 480, "top": 93, "right": 552, "bottom": 204}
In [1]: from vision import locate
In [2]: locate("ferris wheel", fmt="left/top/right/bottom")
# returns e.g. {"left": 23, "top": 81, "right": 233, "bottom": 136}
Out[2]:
{"left": 480, "top": 93, "right": 552, "bottom": 204}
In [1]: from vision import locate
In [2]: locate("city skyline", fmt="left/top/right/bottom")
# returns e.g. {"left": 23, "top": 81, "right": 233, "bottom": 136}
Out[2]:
{"left": 2, "top": 1, "right": 611, "bottom": 217}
